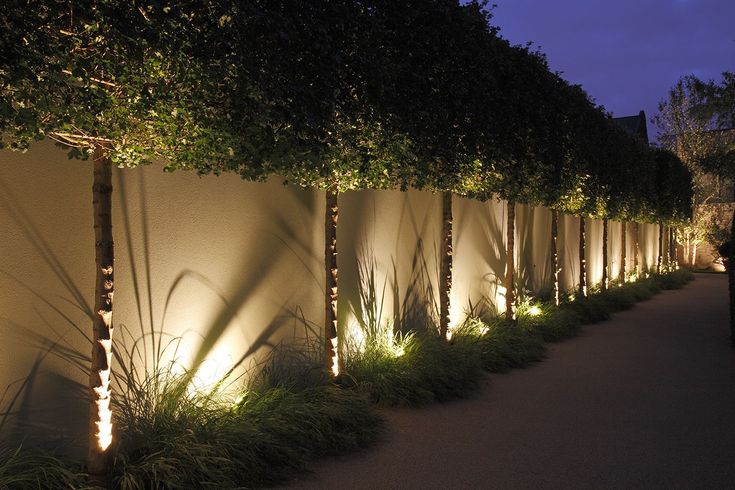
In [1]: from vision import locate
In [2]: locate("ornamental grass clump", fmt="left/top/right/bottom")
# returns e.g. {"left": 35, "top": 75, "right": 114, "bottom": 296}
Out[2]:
{"left": 625, "top": 277, "right": 660, "bottom": 301}
{"left": 455, "top": 317, "right": 547, "bottom": 373}
{"left": 561, "top": 295, "right": 611, "bottom": 324}
{"left": 529, "top": 308, "right": 583, "bottom": 342}
{"left": 598, "top": 286, "right": 637, "bottom": 312}
{"left": 654, "top": 268, "right": 695, "bottom": 289}
{"left": 0, "top": 446, "right": 91, "bottom": 489}
{"left": 110, "top": 344, "right": 383, "bottom": 489}
{"left": 344, "top": 330, "right": 484, "bottom": 407}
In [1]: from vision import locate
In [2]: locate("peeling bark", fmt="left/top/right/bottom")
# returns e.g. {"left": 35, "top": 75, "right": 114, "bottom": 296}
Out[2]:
{"left": 634, "top": 222, "right": 640, "bottom": 275}
{"left": 505, "top": 200, "right": 516, "bottom": 320}
{"left": 620, "top": 222, "right": 627, "bottom": 282}
{"left": 325, "top": 190, "right": 340, "bottom": 375}
{"left": 602, "top": 218, "right": 609, "bottom": 291}
{"left": 439, "top": 192, "right": 453, "bottom": 338}
{"left": 88, "top": 149, "right": 114, "bottom": 476}
{"left": 657, "top": 223, "right": 664, "bottom": 274}
{"left": 579, "top": 216, "right": 587, "bottom": 297}
{"left": 551, "top": 210, "right": 560, "bottom": 306}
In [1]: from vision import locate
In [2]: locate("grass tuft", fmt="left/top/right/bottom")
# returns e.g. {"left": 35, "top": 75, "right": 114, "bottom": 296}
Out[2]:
{"left": 344, "top": 333, "right": 484, "bottom": 406}
{"left": 654, "top": 268, "right": 695, "bottom": 289}
{"left": 0, "top": 445, "right": 91, "bottom": 489}
{"left": 561, "top": 295, "right": 611, "bottom": 324}
{"left": 111, "top": 344, "right": 383, "bottom": 489}
{"left": 456, "top": 318, "right": 547, "bottom": 373}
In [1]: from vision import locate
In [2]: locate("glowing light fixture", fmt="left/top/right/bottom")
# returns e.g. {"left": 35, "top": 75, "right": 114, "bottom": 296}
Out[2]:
{"left": 528, "top": 305, "right": 542, "bottom": 317}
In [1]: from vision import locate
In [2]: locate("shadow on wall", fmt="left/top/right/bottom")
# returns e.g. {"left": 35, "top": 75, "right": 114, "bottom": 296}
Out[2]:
{"left": 0, "top": 164, "right": 325, "bottom": 455}
{"left": 339, "top": 190, "right": 440, "bottom": 344}
{"left": 516, "top": 205, "right": 553, "bottom": 299}
{"left": 454, "top": 196, "right": 506, "bottom": 318}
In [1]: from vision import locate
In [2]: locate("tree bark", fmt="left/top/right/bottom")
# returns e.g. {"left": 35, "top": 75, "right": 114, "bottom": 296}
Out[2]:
{"left": 730, "top": 207, "right": 735, "bottom": 347}
{"left": 657, "top": 223, "right": 664, "bottom": 274}
{"left": 579, "top": 216, "right": 587, "bottom": 297}
{"left": 505, "top": 200, "right": 516, "bottom": 320}
{"left": 439, "top": 192, "right": 453, "bottom": 338}
{"left": 634, "top": 222, "right": 640, "bottom": 275}
{"left": 669, "top": 226, "right": 676, "bottom": 269}
{"left": 692, "top": 242, "right": 698, "bottom": 269}
{"left": 551, "top": 209, "right": 560, "bottom": 306}
{"left": 602, "top": 218, "right": 609, "bottom": 291}
{"left": 88, "top": 150, "right": 114, "bottom": 477}
{"left": 325, "top": 190, "right": 340, "bottom": 375}
{"left": 620, "top": 222, "right": 627, "bottom": 282}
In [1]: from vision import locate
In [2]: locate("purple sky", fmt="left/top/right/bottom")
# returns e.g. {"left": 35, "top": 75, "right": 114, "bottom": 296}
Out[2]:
{"left": 487, "top": 0, "right": 735, "bottom": 142}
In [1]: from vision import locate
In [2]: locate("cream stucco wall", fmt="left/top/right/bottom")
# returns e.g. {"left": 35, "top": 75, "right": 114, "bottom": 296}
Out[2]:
{"left": 0, "top": 144, "right": 664, "bottom": 451}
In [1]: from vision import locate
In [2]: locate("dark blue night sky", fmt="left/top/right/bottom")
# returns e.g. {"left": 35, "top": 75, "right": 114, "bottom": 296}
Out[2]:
{"left": 488, "top": 0, "right": 735, "bottom": 141}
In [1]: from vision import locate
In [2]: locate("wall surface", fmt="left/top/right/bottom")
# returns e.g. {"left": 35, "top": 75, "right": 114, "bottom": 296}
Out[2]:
{"left": 0, "top": 144, "right": 662, "bottom": 452}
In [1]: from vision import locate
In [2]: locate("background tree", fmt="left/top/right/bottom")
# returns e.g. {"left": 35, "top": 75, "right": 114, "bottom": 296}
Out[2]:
{"left": 688, "top": 73, "right": 735, "bottom": 345}
{"left": 654, "top": 77, "right": 732, "bottom": 266}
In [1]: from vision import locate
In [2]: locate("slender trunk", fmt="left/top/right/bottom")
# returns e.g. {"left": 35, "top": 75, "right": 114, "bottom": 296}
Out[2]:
{"left": 551, "top": 209, "right": 560, "bottom": 306}
{"left": 579, "top": 216, "right": 587, "bottom": 298}
{"left": 686, "top": 236, "right": 691, "bottom": 267}
{"left": 88, "top": 150, "right": 114, "bottom": 477}
{"left": 669, "top": 227, "right": 676, "bottom": 269}
{"left": 602, "top": 218, "right": 609, "bottom": 291}
{"left": 325, "top": 190, "right": 340, "bottom": 375}
{"left": 730, "top": 207, "right": 735, "bottom": 347}
{"left": 621, "top": 222, "right": 627, "bottom": 282}
{"left": 439, "top": 192, "right": 453, "bottom": 338}
{"left": 505, "top": 200, "right": 516, "bottom": 320}
{"left": 634, "top": 222, "right": 640, "bottom": 276}
{"left": 692, "top": 242, "right": 698, "bottom": 269}
{"left": 657, "top": 223, "right": 664, "bottom": 274}
{"left": 673, "top": 228, "right": 679, "bottom": 267}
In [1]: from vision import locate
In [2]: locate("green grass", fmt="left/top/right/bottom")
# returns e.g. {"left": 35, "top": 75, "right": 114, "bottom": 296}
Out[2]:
{"left": 0, "top": 268, "right": 694, "bottom": 487}
{"left": 653, "top": 268, "right": 695, "bottom": 289}
{"left": 0, "top": 445, "right": 92, "bottom": 489}
{"left": 454, "top": 317, "right": 547, "bottom": 373}
{"left": 561, "top": 295, "right": 612, "bottom": 324}
{"left": 111, "top": 353, "right": 383, "bottom": 489}
{"left": 344, "top": 333, "right": 484, "bottom": 406}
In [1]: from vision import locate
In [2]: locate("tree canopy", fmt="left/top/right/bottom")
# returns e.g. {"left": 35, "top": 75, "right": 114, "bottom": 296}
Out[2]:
{"left": 1, "top": 0, "right": 692, "bottom": 224}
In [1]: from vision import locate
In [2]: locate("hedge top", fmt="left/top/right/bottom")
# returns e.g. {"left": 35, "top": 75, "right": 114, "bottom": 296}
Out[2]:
{"left": 0, "top": 0, "right": 692, "bottom": 224}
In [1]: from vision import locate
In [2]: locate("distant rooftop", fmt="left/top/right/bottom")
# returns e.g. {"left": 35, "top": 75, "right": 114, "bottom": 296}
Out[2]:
{"left": 613, "top": 110, "right": 649, "bottom": 144}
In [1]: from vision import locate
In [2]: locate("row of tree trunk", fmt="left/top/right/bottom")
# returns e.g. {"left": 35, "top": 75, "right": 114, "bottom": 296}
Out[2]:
{"left": 322, "top": 193, "right": 676, "bottom": 366}
{"left": 322, "top": 195, "right": 679, "bottom": 368}
{"left": 84, "top": 176, "right": 681, "bottom": 478}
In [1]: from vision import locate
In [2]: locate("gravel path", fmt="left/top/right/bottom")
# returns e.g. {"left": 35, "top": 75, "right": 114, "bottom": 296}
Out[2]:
{"left": 284, "top": 273, "right": 735, "bottom": 489}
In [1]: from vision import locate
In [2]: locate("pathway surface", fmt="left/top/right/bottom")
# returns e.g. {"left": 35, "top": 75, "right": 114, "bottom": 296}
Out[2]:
{"left": 284, "top": 274, "right": 735, "bottom": 489}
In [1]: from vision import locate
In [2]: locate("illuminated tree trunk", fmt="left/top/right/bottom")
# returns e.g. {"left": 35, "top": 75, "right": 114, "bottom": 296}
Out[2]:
{"left": 578, "top": 216, "right": 587, "bottom": 298}
{"left": 325, "top": 190, "right": 340, "bottom": 375}
{"left": 729, "top": 208, "right": 735, "bottom": 347}
{"left": 88, "top": 150, "right": 114, "bottom": 476}
{"left": 439, "top": 192, "right": 453, "bottom": 338}
{"left": 505, "top": 200, "right": 516, "bottom": 320}
{"left": 657, "top": 223, "right": 664, "bottom": 274}
{"left": 620, "top": 222, "right": 627, "bottom": 282}
{"left": 692, "top": 242, "right": 698, "bottom": 269}
{"left": 602, "top": 218, "right": 609, "bottom": 291}
{"left": 634, "top": 222, "right": 640, "bottom": 275}
{"left": 669, "top": 226, "right": 676, "bottom": 269}
{"left": 551, "top": 209, "right": 560, "bottom": 306}
{"left": 673, "top": 228, "right": 679, "bottom": 267}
